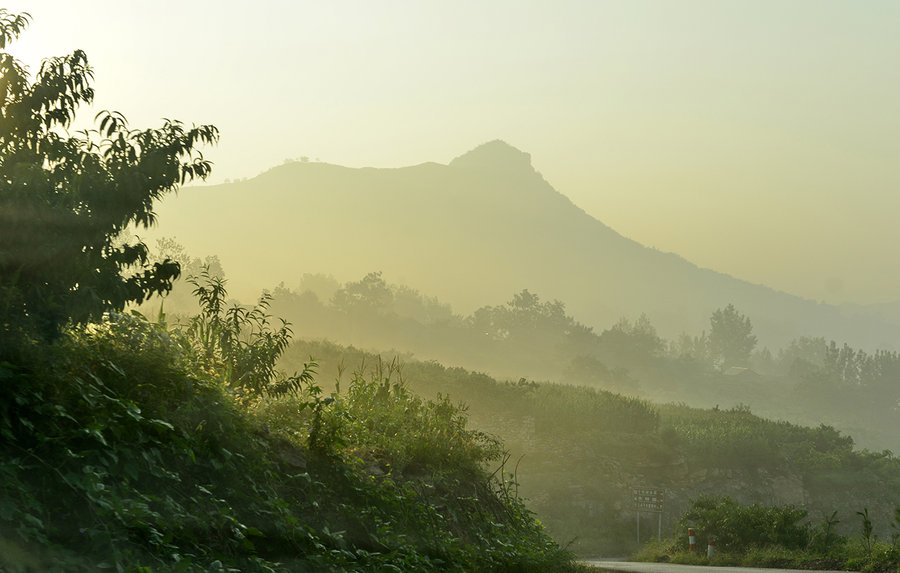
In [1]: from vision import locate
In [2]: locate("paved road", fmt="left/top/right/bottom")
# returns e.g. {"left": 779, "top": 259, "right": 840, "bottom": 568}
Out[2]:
{"left": 581, "top": 561, "right": 852, "bottom": 573}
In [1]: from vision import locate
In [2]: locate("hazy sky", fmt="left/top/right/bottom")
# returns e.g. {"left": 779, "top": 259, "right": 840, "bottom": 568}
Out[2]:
{"left": 6, "top": 1, "right": 899, "bottom": 305}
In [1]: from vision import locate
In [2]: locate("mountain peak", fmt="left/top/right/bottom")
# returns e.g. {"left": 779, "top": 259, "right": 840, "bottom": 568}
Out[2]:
{"left": 449, "top": 140, "right": 534, "bottom": 174}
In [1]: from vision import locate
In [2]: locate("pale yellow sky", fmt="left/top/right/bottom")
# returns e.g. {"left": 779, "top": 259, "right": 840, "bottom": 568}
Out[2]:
{"left": 5, "top": 1, "right": 899, "bottom": 305}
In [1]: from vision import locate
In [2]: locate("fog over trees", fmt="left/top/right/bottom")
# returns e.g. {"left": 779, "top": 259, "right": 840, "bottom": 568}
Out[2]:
{"left": 4, "top": 5, "right": 900, "bottom": 571}
{"left": 150, "top": 142, "right": 900, "bottom": 355}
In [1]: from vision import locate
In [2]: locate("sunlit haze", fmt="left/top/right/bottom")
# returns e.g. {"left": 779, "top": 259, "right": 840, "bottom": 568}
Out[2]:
{"left": 8, "top": 4, "right": 900, "bottom": 567}
{"left": 7, "top": 0, "right": 900, "bottom": 305}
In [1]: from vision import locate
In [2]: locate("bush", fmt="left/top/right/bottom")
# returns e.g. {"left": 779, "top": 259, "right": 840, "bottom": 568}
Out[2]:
{"left": 329, "top": 358, "right": 503, "bottom": 475}
{"left": 676, "top": 495, "right": 810, "bottom": 553}
{"left": 859, "top": 543, "right": 900, "bottom": 573}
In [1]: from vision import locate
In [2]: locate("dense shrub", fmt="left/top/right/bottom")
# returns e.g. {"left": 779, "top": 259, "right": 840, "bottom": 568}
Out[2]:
{"left": 676, "top": 495, "right": 810, "bottom": 553}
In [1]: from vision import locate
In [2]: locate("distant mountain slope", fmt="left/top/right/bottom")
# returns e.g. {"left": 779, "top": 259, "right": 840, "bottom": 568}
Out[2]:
{"left": 153, "top": 140, "right": 899, "bottom": 350}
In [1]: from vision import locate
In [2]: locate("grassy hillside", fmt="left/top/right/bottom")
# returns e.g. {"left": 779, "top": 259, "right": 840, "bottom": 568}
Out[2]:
{"left": 0, "top": 308, "right": 575, "bottom": 571}
{"left": 279, "top": 339, "right": 900, "bottom": 558}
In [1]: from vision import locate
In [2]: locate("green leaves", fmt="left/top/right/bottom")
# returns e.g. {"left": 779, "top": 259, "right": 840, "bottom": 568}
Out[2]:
{"left": 0, "top": 11, "right": 218, "bottom": 344}
{"left": 96, "top": 110, "right": 127, "bottom": 138}
{"left": 0, "top": 9, "right": 30, "bottom": 50}
{"left": 186, "top": 267, "right": 317, "bottom": 399}
{"left": 678, "top": 495, "right": 810, "bottom": 553}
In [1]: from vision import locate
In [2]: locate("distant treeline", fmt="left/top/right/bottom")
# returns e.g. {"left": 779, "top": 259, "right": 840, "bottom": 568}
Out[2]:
{"left": 146, "top": 246, "right": 900, "bottom": 455}
{"left": 254, "top": 270, "right": 899, "bottom": 452}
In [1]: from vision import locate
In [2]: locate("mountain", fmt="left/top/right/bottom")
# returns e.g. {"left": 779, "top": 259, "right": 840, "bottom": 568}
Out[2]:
{"left": 152, "top": 140, "right": 900, "bottom": 351}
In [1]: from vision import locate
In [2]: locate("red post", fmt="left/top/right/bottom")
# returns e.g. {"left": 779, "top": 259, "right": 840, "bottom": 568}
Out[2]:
{"left": 688, "top": 528, "right": 696, "bottom": 553}
{"left": 707, "top": 540, "right": 715, "bottom": 558}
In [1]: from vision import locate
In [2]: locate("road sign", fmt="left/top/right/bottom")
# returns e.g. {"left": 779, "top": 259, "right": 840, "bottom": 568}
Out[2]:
{"left": 632, "top": 487, "right": 664, "bottom": 513}
{"left": 632, "top": 487, "right": 665, "bottom": 543}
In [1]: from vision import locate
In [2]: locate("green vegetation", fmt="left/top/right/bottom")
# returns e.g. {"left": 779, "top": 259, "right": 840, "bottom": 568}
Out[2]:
{"left": 0, "top": 10, "right": 217, "bottom": 345}
{"left": 0, "top": 307, "right": 574, "bottom": 571}
{"left": 708, "top": 304, "right": 757, "bottom": 369}
{"left": 144, "top": 246, "right": 900, "bottom": 558}
{"left": 0, "top": 14, "right": 573, "bottom": 570}
{"left": 242, "top": 270, "right": 900, "bottom": 454}
{"left": 633, "top": 496, "right": 900, "bottom": 573}
{"left": 676, "top": 496, "right": 809, "bottom": 553}
{"left": 276, "top": 339, "right": 900, "bottom": 557}
{"left": 7, "top": 8, "right": 899, "bottom": 570}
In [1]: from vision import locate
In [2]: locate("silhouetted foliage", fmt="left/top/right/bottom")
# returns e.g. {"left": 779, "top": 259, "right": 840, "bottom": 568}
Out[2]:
{"left": 332, "top": 271, "right": 393, "bottom": 315}
{"left": 471, "top": 289, "right": 596, "bottom": 353}
{"left": 709, "top": 304, "right": 757, "bottom": 368}
{"left": 0, "top": 10, "right": 218, "bottom": 344}
{"left": 598, "top": 314, "right": 665, "bottom": 367}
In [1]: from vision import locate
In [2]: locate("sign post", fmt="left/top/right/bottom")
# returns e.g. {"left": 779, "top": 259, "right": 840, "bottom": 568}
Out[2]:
{"left": 632, "top": 487, "right": 665, "bottom": 544}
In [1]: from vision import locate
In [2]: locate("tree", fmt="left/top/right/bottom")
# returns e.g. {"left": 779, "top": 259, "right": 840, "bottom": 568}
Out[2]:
{"left": 708, "top": 304, "right": 757, "bottom": 368}
{"left": 0, "top": 10, "right": 218, "bottom": 342}
{"left": 672, "top": 330, "right": 712, "bottom": 366}
{"left": 470, "top": 289, "right": 594, "bottom": 345}
{"left": 597, "top": 314, "right": 664, "bottom": 367}
{"left": 778, "top": 336, "right": 827, "bottom": 377}
{"left": 331, "top": 271, "right": 394, "bottom": 315}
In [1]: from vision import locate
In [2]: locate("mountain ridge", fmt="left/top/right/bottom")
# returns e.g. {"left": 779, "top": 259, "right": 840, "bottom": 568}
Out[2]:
{"left": 153, "top": 141, "right": 900, "bottom": 351}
